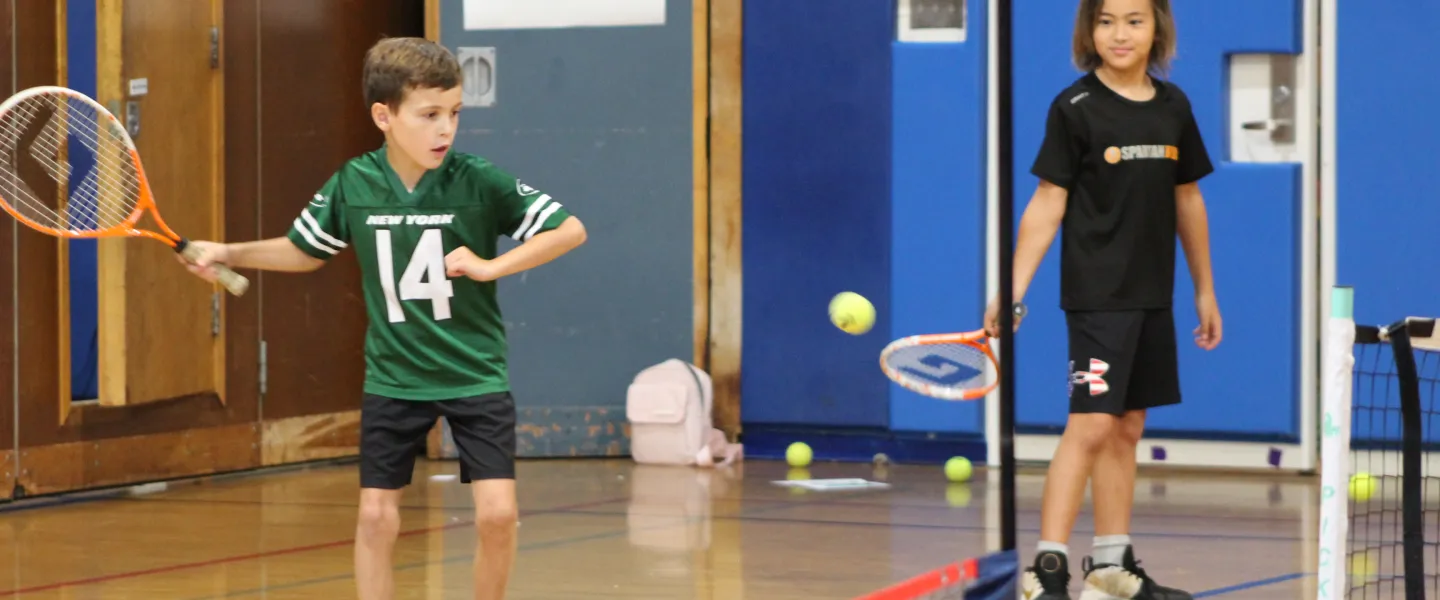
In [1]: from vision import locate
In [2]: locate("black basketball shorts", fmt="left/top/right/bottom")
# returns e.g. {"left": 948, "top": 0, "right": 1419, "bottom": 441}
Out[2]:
{"left": 1065, "top": 309, "right": 1182, "bottom": 415}
{"left": 359, "top": 391, "right": 517, "bottom": 489}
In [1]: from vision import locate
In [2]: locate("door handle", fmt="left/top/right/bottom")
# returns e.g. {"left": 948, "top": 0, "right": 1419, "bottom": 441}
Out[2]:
{"left": 1242, "top": 118, "right": 1294, "bottom": 131}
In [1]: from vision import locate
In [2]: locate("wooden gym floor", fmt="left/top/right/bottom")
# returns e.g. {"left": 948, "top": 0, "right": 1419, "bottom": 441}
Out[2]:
{"left": 0, "top": 456, "right": 1321, "bottom": 598}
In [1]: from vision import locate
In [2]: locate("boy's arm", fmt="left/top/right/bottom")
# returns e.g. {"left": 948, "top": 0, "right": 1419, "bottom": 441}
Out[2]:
{"left": 181, "top": 174, "right": 350, "bottom": 281}
{"left": 446, "top": 216, "right": 586, "bottom": 282}
{"left": 179, "top": 238, "right": 325, "bottom": 282}
{"left": 450, "top": 162, "right": 584, "bottom": 282}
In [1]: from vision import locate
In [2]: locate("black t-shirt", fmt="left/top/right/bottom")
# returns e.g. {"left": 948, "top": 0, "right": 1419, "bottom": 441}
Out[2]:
{"left": 1031, "top": 72, "right": 1214, "bottom": 311}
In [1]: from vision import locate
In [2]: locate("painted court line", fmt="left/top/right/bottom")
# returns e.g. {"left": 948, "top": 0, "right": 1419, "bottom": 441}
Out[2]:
{"left": 554, "top": 508, "right": 1306, "bottom": 544}
{"left": 0, "top": 496, "right": 630, "bottom": 597}
{"left": 1195, "top": 572, "right": 1309, "bottom": 597}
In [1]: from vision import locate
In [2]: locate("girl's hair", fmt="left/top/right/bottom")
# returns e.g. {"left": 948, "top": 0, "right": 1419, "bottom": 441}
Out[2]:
{"left": 1071, "top": 0, "right": 1177, "bottom": 77}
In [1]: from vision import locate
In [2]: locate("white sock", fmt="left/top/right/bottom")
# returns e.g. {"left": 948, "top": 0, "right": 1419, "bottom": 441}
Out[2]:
{"left": 1037, "top": 540, "right": 1069, "bottom": 557}
{"left": 1092, "top": 535, "right": 1131, "bottom": 566}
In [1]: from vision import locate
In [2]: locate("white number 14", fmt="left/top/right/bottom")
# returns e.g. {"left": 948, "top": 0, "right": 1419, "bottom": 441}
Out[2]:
{"left": 376, "top": 228, "right": 454, "bottom": 323}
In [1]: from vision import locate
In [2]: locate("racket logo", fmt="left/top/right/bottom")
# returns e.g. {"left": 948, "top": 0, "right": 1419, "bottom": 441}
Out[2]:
{"left": 1069, "top": 359, "right": 1110, "bottom": 396}
{"left": 900, "top": 354, "right": 982, "bottom": 386}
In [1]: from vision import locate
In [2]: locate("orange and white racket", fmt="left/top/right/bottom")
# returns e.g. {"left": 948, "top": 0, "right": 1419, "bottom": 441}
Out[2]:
{"left": 880, "top": 330, "right": 999, "bottom": 400}
{"left": 0, "top": 85, "right": 248, "bottom": 296}
{"left": 879, "top": 303, "right": 1023, "bottom": 400}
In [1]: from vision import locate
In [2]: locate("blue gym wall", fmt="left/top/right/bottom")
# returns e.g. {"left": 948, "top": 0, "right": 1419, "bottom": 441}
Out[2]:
{"left": 1011, "top": 0, "right": 1304, "bottom": 442}
{"left": 1336, "top": 4, "right": 1440, "bottom": 447}
{"left": 741, "top": 0, "right": 989, "bottom": 463}
{"left": 68, "top": 0, "right": 99, "bottom": 401}
{"left": 888, "top": 6, "right": 989, "bottom": 438}
{"left": 441, "top": 3, "right": 695, "bottom": 456}
{"left": 1336, "top": 3, "right": 1440, "bottom": 329}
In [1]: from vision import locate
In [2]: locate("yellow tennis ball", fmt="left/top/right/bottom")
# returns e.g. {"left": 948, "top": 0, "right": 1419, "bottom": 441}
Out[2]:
{"left": 829, "top": 291, "right": 875, "bottom": 335}
{"left": 945, "top": 457, "right": 973, "bottom": 482}
{"left": 786, "top": 442, "right": 813, "bottom": 467}
{"left": 1350, "top": 472, "right": 1377, "bottom": 502}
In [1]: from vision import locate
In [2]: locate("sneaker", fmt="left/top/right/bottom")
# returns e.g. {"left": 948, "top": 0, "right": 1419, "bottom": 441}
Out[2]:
{"left": 1020, "top": 550, "right": 1072, "bottom": 599}
{"left": 1078, "top": 546, "right": 1192, "bottom": 600}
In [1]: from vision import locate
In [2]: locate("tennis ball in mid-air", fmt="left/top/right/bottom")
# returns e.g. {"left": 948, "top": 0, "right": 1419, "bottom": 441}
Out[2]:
{"left": 786, "top": 442, "right": 813, "bottom": 467}
{"left": 945, "top": 457, "right": 973, "bottom": 482}
{"left": 829, "top": 291, "right": 875, "bottom": 335}
{"left": 1350, "top": 472, "right": 1377, "bottom": 502}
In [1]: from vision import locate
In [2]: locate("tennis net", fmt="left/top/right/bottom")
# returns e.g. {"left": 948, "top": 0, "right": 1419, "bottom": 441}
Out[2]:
{"left": 1319, "top": 286, "right": 1440, "bottom": 600}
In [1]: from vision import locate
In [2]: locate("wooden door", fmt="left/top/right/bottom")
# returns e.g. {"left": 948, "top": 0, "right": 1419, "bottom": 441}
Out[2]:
{"left": 96, "top": 0, "right": 225, "bottom": 407}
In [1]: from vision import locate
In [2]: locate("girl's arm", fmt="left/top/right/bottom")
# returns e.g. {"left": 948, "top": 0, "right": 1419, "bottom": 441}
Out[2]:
{"left": 986, "top": 180, "right": 1067, "bottom": 335}
{"left": 1013, "top": 180, "right": 1069, "bottom": 302}
{"left": 1175, "top": 182, "right": 1214, "bottom": 297}
{"left": 1177, "top": 181, "right": 1222, "bottom": 349}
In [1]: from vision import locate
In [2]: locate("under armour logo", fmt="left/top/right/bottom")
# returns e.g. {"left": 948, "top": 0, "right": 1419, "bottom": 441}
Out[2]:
{"left": 1069, "top": 358, "right": 1110, "bottom": 396}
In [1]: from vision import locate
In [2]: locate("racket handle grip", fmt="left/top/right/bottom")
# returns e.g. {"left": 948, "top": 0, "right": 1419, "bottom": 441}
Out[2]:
{"left": 211, "top": 264, "right": 251, "bottom": 296}
{"left": 177, "top": 241, "right": 251, "bottom": 297}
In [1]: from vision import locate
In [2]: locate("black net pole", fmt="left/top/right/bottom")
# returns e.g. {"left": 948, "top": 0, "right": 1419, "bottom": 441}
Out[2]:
{"left": 1387, "top": 320, "right": 1425, "bottom": 600}
{"left": 995, "top": 0, "right": 1018, "bottom": 553}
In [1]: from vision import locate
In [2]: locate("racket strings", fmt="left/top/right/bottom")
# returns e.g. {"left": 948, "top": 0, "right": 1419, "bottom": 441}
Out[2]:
{"left": 884, "top": 342, "right": 991, "bottom": 390}
{"left": 0, "top": 104, "right": 137, "bottom": 231}
{"left": 0, "top": 93, "right": 141, "bottom": 234}
{"left": 9, "top": 98, "right": 141, "bottom": 230}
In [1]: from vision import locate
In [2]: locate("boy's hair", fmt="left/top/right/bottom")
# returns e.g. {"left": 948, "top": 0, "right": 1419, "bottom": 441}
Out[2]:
{"left": 362, "top": 37, "right": 463, "bottom": 108}
{"left": 1071, "top": 0, "right": 1176, "bottom": 77}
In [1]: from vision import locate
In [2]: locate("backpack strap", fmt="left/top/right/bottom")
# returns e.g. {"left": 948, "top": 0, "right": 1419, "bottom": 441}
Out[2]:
{"left": 681, "top": 361, "right": 711, "bottom": 417}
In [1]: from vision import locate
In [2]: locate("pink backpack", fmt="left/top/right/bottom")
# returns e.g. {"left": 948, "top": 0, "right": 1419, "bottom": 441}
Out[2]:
{"left": 626, "top": 359, "right": 742, "bottom": 467}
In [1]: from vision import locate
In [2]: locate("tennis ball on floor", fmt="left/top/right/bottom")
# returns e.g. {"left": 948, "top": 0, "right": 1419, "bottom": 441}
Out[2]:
{"left": 829, "top": 291, "right": 875, "bottom": 335}
{"left": 786, "top": 442, "right": 813, "bottom": 467}
{"left": 1350, "top": 472, "right": 1377, "bottom": 502}
{"left": 945, "top": 457, "right": 973, "bottom": 482}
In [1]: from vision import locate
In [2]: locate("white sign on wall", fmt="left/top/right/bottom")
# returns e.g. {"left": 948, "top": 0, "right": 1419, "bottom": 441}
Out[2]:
{"left": 463, "top": 0, "right": 666, "bottom": 31}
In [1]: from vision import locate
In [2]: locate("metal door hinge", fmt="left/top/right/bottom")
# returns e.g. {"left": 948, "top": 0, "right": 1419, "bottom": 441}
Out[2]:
{"left": 210, "top": 27, "right": 220, "bottom": 69}
{"left": 211, "top": 292, "right": 220, "bottom": 336}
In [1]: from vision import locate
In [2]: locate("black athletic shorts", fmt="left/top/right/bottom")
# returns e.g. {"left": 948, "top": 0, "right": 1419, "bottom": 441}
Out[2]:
{"left": 359, "top": 391, "right": 517, "bottom": 489}
{"left": 1065, "top": 309, "right": 1181, "bottom": 415}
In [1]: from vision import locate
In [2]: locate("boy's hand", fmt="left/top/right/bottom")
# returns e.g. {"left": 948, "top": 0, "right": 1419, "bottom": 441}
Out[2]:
{"left": 445, "top": 246, "right": 499, "bottom": 281}
{"left": 175, "top": 240, "right": 231, "bottom": 283}
{"left": 1194, "top": 292, "right": 1223, "bottom": 350}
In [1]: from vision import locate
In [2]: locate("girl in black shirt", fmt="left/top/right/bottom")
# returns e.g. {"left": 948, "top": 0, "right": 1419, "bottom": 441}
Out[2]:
{"left": 985, "top": 0, "right": 1221, "bottom": 598}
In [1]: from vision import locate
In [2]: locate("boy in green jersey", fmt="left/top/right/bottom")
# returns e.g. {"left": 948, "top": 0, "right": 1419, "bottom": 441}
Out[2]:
{"left": 179, "top": 37, "right": 587, "bottom": 600}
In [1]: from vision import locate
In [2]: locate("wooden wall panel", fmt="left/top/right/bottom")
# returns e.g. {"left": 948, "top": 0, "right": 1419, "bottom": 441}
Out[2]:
{"left": 13, "top": 0, "right": 65, "bottom": 448}
{"left": 17, "top": 424, "right": 259, "bottom": 496}
{"left": 256, "top": 0, "right": 423, "bottom": 421}
{"left": 709, "top": 0, "right": 743, "bottom": 440}
{"left": 0, "top": 0, "right": 14, "bottom": 500}
{"left": 692, "top": 0, "right": 710, "bottom": 371}
{"left": 223, "top": 0, "right": 262, "bottom": 421}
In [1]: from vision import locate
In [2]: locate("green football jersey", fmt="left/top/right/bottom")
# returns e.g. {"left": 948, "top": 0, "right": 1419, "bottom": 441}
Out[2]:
{"left": 286, "top": 146, "right": 573, "bottom": 401}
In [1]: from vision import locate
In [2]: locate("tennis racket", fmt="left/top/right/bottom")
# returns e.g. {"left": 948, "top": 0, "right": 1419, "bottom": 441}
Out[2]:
{"left": 880, "top": 330, "right": 999, "bottom": 400}
{"left": 0, "top": 85, "right": 249, "bottom": 296}
{"left": 879, "top": 303, "right": 1025, "bottom": 400}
